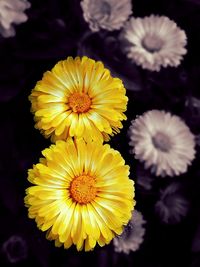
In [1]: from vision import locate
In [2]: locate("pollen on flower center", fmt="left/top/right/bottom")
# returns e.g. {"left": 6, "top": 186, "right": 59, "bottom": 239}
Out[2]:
{"left": 70, "top": 175, "right": 97, "bottom": 204}
{"left": 68, "top": 92, "right": 91, "bottom": 113}
{"left": 152, "top": 132, "right": 172, "bottom": 152}
{"left": 142, "top": 34, "right": 164, "bottom": 53}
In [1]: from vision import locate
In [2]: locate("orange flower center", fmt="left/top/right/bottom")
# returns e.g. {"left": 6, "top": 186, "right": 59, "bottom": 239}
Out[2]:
{"left": 70, "top": 175, "right": 97, "bottom": 204}
{"left": 68, "top": 92, "right": 91, "bottom": 113}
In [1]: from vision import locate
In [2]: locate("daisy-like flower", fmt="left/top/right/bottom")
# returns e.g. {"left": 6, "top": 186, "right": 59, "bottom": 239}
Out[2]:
{"left": 120, "top": 15, "right": 187, "bottom": 71}
{"left": 155, "top": 183, "right": 189, "bottom": 224}
{"left": 25, "top": 139, "right": 135, "bottom": 251}
{"left": 0, "top": 0, "right": 31, "bottom": 38}
{"left": 80, "top": 0, "right": 132, "bottom": 32}
{"left": 129, "top": 110, "right": 196, "bottom": 177}
{"left": 113, "top": 210, "right": 146, "bottom": 254}
{"left": 29, "top": 56, "right": 128, "bottom": 143}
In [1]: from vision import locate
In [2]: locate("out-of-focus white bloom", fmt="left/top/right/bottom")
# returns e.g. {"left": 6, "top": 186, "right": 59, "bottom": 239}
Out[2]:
{"left": 0, "top": 0, "right": 31, "bottom": 37}
{"left": 2, "top": 235, "right": 28, "bottom": 263}
{"left": 155, "top": 183, "right": 189, "bottom": 224}
{"left": 113, "top": 210, "right": 146, "bottom": 254}
{"left": 81, "top": 0, "right": 132, "bottom": 32}
{"left": 185, "top": 96, "right": 200, "bottom": 110}
{"left": 120, "top": 15, "right": 187, "bottom": 71}
{"left": 129, "top": 110, "right": 196, "bottom": 177}
{"left": 185, "top": 96, "right": 200, "bottom": 119}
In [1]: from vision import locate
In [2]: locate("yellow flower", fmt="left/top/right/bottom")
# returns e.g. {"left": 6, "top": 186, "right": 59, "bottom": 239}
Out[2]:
{"left": 24, "top": 139, "right": 135, "bottom": 251}
{"left": 29, "top": 56, "right": 128, "bottom": 142}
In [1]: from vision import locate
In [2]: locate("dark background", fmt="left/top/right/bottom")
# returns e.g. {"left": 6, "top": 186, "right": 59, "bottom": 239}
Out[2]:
{"left": 1, "top": 0, "right": 200, "bottom": 266}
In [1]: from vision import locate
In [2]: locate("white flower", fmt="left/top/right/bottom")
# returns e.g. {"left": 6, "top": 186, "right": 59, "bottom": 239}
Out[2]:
{"left": 120, "top": 15, "right": 187, "bottom": 71}
{"left": 80, "top": 0, "right": 132, "bottom": 32}
{"left": 0, "top": 0, "right": 31, "bottom": 38}
{"left": 155, "top": 183, "right": 189, "bottom": 224}
{"left": 113, "top": 210, "right": 146, "bottom": 254}
{"left": 129, "top": 110, "right": 196, "bottom": 177}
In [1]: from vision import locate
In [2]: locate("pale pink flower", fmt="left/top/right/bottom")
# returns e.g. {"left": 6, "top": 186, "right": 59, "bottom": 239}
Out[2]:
{"left": 81, "top": 0, "right": 132, "bottom": 32}
{"left": 0, "top": 0, "right": 31, "bottom": 37}
{"left": 120, "top": 15, "right": 187, "bottom": 71}
{"left": 129, "top": 110, "right": 196, "bottom": 177}
{"left": 155, "top": 183, "right": 189, "bottom": 224}
{"left": 113, "top": 210, "right": 146, "bottom": 254}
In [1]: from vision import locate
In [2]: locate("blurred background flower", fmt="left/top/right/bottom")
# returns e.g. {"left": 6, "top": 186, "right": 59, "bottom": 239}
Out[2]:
{"left": 184, "top": 96, "right": 200, "bottom": 132}
{"left": 113, "top": 210, "right": 146, "bottom": 254}
{"left": 81, "top": 0, "right": 132, "bottom": 32}
{"left": 0, "top": 0, "right": 30, "bottom": 37}
{"left": 155, "top": 183, "right": 190, "bottom": 224}
{"left": 135, "top": 163, "right": 154, "bottom": 191}
{"left": 120, "top": 15, "right": 187, "bottom": 71}
{"left": 1, "top": 235, "right": 28, "bottom": 263}
{"left": 129, "top": 110, "right": 196, "bottom": 177}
